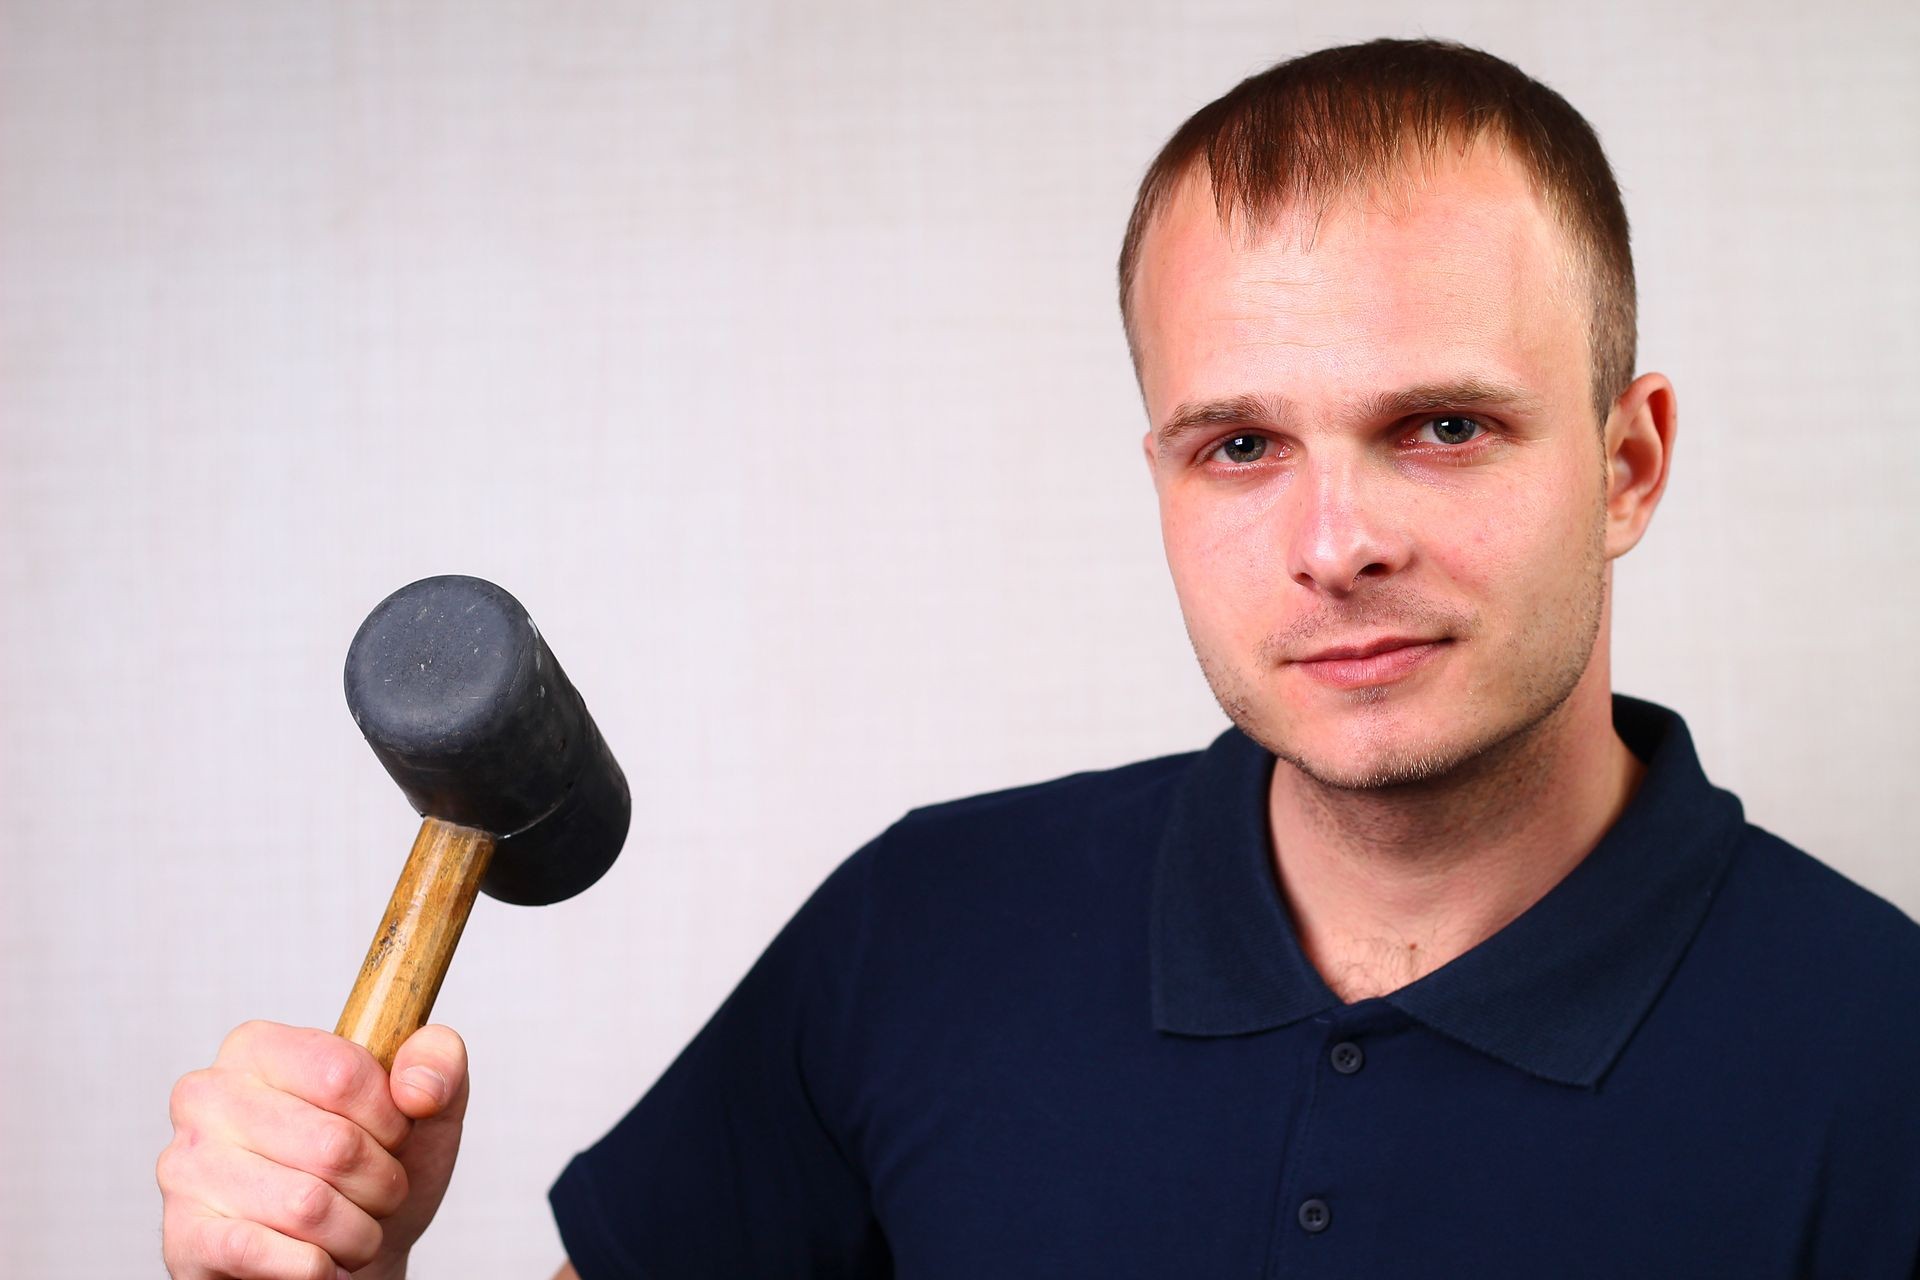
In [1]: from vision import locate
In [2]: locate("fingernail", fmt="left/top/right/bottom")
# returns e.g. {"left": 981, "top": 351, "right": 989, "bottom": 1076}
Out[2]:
{"left": 401, "top": 1065, "right": 448, "bottom": 1104}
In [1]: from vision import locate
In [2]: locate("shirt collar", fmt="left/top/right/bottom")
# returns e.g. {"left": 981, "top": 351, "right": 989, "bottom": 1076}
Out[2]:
{"left": 1149, "top": 695, "right": 1746, "bottom": 1089}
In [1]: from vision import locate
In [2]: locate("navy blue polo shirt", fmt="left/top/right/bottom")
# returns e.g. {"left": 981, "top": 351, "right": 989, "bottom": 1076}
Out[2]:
{"left": 549, "top": 696, "right": 1920, "bottom": 1277}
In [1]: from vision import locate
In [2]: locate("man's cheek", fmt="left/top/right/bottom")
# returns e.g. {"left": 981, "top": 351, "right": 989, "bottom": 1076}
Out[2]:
{"left": 1203, "top": 547, "right": 1292, "bottom": 640}
{"left": 1443, "top": 490, "right": 1547, "bottom": 581}
{"left": 1169, "top": 510, "right": 1282, "bottom": 604}
{"left": 1171, "top": 556, "right": 1275, "bottom": 672}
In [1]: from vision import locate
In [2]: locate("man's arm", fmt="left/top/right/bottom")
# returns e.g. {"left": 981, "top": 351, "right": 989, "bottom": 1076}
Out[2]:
{"left": 546, "top": 831, "right": 891, "bottom": 1277}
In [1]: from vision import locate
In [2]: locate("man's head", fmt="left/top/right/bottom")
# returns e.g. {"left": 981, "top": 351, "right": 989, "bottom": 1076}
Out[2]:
{"left": 1120, "top": 37, "right": 1636, "bottom": 427}
{"left": 1126, "top": 38, "right": 1675, "bottom": 790}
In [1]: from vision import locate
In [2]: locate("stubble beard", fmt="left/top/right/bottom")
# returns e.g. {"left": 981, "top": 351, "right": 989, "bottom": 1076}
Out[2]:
{"left": 1189, "top": 510, "right": 1609, "bottom": 795}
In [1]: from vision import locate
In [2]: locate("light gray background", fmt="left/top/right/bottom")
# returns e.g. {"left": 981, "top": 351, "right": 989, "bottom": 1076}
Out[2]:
{"left": 3, "top": 2, "right": 1915, "bottom": 1275}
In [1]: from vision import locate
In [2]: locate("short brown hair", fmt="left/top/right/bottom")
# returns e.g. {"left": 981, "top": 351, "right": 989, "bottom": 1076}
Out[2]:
{"left": 1118, "top": 38, "right": 1635, "bottom": 426}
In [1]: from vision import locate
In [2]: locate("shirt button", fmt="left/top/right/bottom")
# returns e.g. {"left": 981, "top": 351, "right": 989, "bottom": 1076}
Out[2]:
{"left": 1298, "top": 1197, "right": 1331, "bottom": 1233}
{"left": 1330, "top": 1040, "right": 1364, "bottom": 1074}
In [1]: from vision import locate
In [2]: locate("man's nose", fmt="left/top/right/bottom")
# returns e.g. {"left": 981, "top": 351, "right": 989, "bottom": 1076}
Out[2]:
{"left": 1282, "top": 454, "right": 1410, "bottom": 595}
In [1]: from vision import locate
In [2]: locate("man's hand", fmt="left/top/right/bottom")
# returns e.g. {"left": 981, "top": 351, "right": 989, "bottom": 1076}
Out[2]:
{"left": 158, "top": 1020, "right": 469, "bottom": 1279}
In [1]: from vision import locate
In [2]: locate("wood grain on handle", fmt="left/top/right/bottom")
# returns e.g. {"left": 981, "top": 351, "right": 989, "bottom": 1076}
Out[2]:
{"left": 336, "top": 817, "right": 496, "bottom": 1070}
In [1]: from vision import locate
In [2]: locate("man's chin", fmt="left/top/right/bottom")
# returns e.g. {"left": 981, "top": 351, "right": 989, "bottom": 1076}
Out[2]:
{"left": 1269, "top": 734, "right": 1473, "bottom": 792}
{"left": 1249, "top": 687, "right": 1579, "bottom": 795}
{"left": 1239, "top": 703, "right": 1502, "bottom": 792}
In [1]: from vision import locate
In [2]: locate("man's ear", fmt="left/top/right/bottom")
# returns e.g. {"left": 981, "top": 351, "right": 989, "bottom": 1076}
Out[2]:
{"left": 1603, "top": 372, "right": 1677, "bottom": 560}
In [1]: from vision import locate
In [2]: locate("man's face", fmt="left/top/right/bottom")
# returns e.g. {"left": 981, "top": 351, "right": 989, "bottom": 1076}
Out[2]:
{"left": 1133, "top": 142, "right": 1613, "bottom": 789}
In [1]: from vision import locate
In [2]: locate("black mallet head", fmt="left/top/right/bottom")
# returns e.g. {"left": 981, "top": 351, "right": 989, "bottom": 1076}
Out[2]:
{"left": 342, "top": 574, "right": 630, "bottom": 906}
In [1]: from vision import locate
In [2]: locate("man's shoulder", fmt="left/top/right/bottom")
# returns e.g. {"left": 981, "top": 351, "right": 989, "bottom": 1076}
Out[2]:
{"left": 1720, "top": 821, "right": 1920, "bottom": 1044}
{"left": 1732, "top": 821, "right": 1920, "bottom": 957}
{"left": 891, "top": 744, "right": 1201, "bottom": 843}
{"left": 1719, "top": 824, "right": 1920, "bottom": 1158}
{"left": 853, "top": 743, "right": 1206, "bottom": 901}
{"left": 795, "top": 745, "right": 1211, "bottom": 994}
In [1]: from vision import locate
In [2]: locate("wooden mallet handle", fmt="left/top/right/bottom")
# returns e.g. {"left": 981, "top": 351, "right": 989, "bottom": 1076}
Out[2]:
{"left": 336, "top": 575, "right": 631, "bottom": 1072}
{"left": 335, "top": 817, "right": 497, "bottom": 1070}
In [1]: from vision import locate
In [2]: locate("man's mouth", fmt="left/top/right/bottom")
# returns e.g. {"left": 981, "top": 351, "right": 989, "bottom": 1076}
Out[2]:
{"left": 1291, "top": 636, "right": 1451, "bottom": 689}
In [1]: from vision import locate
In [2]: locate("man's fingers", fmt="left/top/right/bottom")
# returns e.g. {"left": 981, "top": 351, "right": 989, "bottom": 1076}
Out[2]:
{"left": 162, "top": 1021, "right": 469, "bottom": 1277}
{"left": 176, "top": 1069, "right": 410, "bottom": 1217}
{"left": 216, "top": 1021, "right": 410, "bottom": 1150}
{"left": 172, "top": 1139, "right": 385, "bottom": 1272}
{"left": 164, "top": 1205, "right": 343, "bottom": 1280}
{"left": 388, "top": 1024, "right": 469, "bottom": 1122}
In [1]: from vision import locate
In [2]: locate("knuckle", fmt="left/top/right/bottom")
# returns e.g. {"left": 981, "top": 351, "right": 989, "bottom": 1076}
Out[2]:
{"left": 168, "top": 1069, "right": 213, "bottom": 1125}
{"left": 334, "top": 1220, "right": 384, "bottom": 1272}
{"left": 283, "top": 1174, "right": 335, "bottom": 1231}
{"left": 160, "top": 1202, "right": 207, "bottom": 1270}
{"left": 360, "top": 1151, "right": 410, "bottom": 1218}
{"left": 310, "top": 1115, "right": 361, "bottom": 1180}
{"left": 385, "top": 1157, "right": 412, "bottom": 1211}
{"left": 310, "top": 1039, "right": 372, "bottom": 1113}
{"left": 205, "top": 1216, "right": 262, "bottom": 1272}
{"left": 158, "top": 1212, "right": 186, "bottom": 1270}
{"left": 217, "top": 1018, "right": 274, "bottom": 1061}
{"left": 154, "top": 1141, "right": 189, "bottom": 1193}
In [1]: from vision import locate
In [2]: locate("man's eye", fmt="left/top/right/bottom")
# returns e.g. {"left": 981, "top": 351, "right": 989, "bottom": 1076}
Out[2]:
{"left": 1209, "top": 434, "right": 1269, "bottom": 465}
{"left": 1412, "top": 415, "right": 1486, "bottom": 446}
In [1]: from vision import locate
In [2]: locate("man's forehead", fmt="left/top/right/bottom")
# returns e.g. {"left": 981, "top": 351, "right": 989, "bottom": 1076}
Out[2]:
{"left": 1140, "top": 140, "right": 1575, "bottom": 295}
{"left": 1131, "top": 144, "right": 1588, "bottom": 413}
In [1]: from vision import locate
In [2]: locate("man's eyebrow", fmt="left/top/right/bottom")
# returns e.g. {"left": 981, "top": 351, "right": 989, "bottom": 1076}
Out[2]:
{"left": 1360, "top": 377, "right": 1545, "bottom": 421}
{"left": 1154, "top": 394, "right": 1286, "bottom": 452}
{"left": 1154, "top": 378, "right": 1546, "bottom": 454}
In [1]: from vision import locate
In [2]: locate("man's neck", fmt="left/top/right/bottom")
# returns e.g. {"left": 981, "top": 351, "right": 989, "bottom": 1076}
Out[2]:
{"left": 1267, "top": 680, "right": 1646, "bottom": 1004}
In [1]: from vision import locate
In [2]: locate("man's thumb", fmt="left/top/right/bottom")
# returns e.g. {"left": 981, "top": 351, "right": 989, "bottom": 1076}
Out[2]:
{"left": 389, "top": 1023, "right": 469, "bottom": 1123}
{"left": 372, "top": 1024, "right": 469, "bottom": 1260}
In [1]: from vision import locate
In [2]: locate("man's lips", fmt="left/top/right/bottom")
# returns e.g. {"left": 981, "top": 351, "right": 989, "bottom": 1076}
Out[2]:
{"left": 1290, "top": 636, "right": 1451, "bottom": 689}
{"left": 1296, "top": 635, "right": 1444, "bottom": 663}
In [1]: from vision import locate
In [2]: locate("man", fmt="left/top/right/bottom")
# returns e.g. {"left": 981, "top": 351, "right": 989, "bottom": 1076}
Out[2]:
{"left": 159, "top": 37, "right": 1920, "bottom": 1279}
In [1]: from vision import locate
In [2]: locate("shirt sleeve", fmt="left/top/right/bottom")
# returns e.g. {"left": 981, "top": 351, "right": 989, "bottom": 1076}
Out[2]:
{"left": 548, "top": 826, "right": 892, "bottom": 1279}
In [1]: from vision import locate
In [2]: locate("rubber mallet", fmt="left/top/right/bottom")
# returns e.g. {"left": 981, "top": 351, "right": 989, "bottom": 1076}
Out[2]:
{"left": 335, "top": 574, "right": 630, "bottom": 1068}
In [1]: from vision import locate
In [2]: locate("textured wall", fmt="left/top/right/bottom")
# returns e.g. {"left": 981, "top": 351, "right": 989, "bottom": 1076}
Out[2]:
{"left": 3, "top": 2, "right": 1915, "bottom": 1274}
